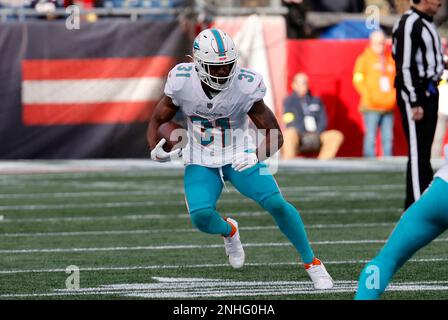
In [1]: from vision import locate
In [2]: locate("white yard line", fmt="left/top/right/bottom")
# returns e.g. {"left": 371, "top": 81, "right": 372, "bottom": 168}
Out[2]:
{"left": 1, "top": 208, "right": 402, "bottom": 223}
{"left": 0, "top": 181, "right": 182, "bottom": 191}
{"left": 0, "top": 201, "right": 160, "bottom": 211}
{"left": 0, "top": 222, "right": 394, "bottom": 238}
{"left": 0, "top": 243, "right": 286, "bottom": 254}
{"left": 0, "top": 160, "right": 184, "bottom": 175}
{"left": 2, "top": 238, "right": 448, "bottom": 254}
{"left": 0, "top": 184, "right": 403, "bottom": 199}
{"left": 0, "top": 190, "right": 184, "bottom": 199}
{"left": 281, "top": 184, "right": 403, "bottom": 191}
{"left": 2, "top": 257, "right": 448, "bottom": 275}
{"left": 2, "top": 278, "right": 448, "bottom": 298}
{"left": 0, "top": 157, "right": 444, "bottom": 174}
{"left": 0, "top": 193, "right": 404, "bottom": 211}
{"left": 1, "top": 213, "right": 169, "bottom": 223}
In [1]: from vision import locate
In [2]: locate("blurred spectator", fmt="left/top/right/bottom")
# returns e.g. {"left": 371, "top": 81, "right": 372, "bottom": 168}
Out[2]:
{"left": 29, "top": 0, "right": 65, "bottom": 9}
{"left": 432, "top": 70, "right": 448, "bottom": 158}
{"left": 101, "top": 0, "right": 122, "bottom": 7}
{"left": 123, "top": 0, "right": 141, "bottom": 7}
{"left": 0, "top": 0, "right": 24, "bottom": 20}
{"left": 307, "top": 0, "right": 365, "bottom": 12}
{"left": 64, "top": 0, "right": 102, "bottom": 22}
{"left": 0, "top": 0, "right": 31, "bottom": 8}
{"left": 28, "top": 0, "right": 65, "bottom": 20}
{"left": 241, "top": 0, "right": 270, "bottom": 6}
{"left": 393, "top": 0, "right": 410, "bottom": 14}
{"left": 365, "top": 0, "right": 392, "bottom": 15}
{"left": 64, "top": 0, "right": 102, "bottom": 7}
{"left": 283, "top": 0, "right": 312, "bottom": 39}
{"left": 282, "top": 73, "right": 344, "bottom": 160}
{"left": 0, "top": 0, "right": 64, "bottom": 13}
{"left": 353, "top": 30, "right": 396, "bottom": 157}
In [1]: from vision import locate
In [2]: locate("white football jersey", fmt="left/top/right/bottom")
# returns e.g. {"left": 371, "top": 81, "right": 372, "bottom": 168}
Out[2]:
{"left": 164, "top": 62, "right": 266, "bottom": 167}
{"left": 435, "top": 145, "right": 448, "bottom": 182}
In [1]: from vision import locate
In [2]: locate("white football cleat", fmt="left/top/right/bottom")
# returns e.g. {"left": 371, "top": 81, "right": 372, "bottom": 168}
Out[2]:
{"left": 223, "top": 217, "right": 245, "bottom": 269}
{"left": 305, "top": 258, "right": 334, "bottom": 290}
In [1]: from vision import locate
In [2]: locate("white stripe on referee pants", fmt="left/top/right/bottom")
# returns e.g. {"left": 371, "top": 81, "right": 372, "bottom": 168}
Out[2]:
{"left": 401, "top": 90, "right": 421, "bottom": 201}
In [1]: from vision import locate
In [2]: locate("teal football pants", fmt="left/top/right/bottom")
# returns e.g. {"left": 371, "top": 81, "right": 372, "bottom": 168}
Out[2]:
{"left": 184, "top": 163, "right": 315, "bottom": 264}
{"left": 355, "top": 177, "right": 448, "bottom": 300}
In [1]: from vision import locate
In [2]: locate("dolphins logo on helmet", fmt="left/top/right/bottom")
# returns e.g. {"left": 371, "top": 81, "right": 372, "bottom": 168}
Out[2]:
{"left": 192, "top": 28, "right": 238, "bottom": 91}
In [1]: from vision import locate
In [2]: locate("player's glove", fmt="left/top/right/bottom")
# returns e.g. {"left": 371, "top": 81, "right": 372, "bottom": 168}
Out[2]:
{"left": 232, "top": 150, "right": 258, "bottom": 172}
{"left": 150, "top": 138, "right": 182, "bottom": 162}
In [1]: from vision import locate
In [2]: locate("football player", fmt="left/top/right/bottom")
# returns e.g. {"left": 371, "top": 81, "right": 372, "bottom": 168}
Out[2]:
{"left": 147, "top": 28, "right": 333, "bottom": 289}
{"left": 356, "top": 145, "right": 448, "bottom": 299}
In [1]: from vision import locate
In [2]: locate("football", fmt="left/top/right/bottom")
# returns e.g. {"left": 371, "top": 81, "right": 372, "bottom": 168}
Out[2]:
{"left": 157, "top": 121, "right": 186, "bottom": 152}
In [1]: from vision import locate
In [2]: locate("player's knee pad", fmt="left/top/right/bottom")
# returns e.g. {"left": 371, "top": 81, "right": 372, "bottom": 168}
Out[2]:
{"left": 262, "top": 193, "right": 289, "bottom": 216}
{"left": 190, "top": 207, "right": 214, "bottom": 233}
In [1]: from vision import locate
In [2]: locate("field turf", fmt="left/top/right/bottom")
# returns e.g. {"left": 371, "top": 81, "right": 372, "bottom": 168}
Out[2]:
{"left": 0, "top": 165, "right": 447, "bottom": 300}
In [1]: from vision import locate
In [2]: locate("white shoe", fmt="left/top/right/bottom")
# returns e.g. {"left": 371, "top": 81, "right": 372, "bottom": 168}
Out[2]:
{"left": 305, "top": 258, "right": 334, "bottom": 290}
{"left": 223, "top": 217, "right": 245, "bottom": 269}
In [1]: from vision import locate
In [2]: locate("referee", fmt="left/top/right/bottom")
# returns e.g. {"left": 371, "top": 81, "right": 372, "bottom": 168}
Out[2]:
{"left": 392, "top": 0, "right": 445, "bottom": 209}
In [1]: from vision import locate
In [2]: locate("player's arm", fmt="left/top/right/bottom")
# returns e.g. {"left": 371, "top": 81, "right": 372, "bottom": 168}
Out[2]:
{"left": 146, "top": 95, "right": 180, "bottom": 161}
{"left": 316, "top": 98, "right": 328, "bottom": 134}
{"left": 394, "top": 21, "right": 423, "bottom": 120}
{"left": 248, "top": 99, "right": 284, "bottom": 161}
{"left": 147, "top": 95, "right": 177, "bottom": 150}
{"left": 352, "top": 55, "right": 367, "bottom": 97}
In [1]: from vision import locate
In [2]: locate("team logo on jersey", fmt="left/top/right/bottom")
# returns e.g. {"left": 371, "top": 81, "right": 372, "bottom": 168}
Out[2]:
{"left": 193, "top": 41, "right": 200, "bottom": 50}
{"left": 207, "top": 103, "right": 213, "bottom": 109}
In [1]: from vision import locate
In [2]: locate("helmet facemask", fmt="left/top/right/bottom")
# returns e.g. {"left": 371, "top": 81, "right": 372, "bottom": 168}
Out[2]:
{"left": 194, "top": 58, "right": 237, "bottom": 91}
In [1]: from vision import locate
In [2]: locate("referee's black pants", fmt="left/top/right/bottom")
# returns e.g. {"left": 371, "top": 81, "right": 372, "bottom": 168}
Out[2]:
{"left": 397, "top": 88, "right": 439, "bottom": 210}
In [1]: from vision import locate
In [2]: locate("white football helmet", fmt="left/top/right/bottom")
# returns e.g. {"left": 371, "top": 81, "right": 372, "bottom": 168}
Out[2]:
{"left": 192, "top": 28, "right": 238, "bottom": 91}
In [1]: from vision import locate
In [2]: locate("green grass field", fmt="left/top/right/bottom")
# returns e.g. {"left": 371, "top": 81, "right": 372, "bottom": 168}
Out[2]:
{"left": 0, "top": 165, "right": 447, "bottom": 300}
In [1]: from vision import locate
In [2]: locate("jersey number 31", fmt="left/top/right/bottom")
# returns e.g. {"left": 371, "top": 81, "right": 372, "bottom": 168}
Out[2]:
{"left": 190, "top": 116, "right": 231, "bottom": 148}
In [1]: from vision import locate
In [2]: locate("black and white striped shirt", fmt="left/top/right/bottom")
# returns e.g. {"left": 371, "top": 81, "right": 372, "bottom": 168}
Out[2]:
{"left": 392, "top": 7, "right": 444, "bottom": 107}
